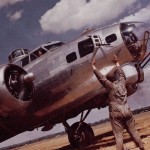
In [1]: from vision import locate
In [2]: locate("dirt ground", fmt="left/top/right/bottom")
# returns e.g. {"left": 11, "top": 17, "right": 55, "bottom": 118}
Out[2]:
{"left": 12, "top": 111, "right": 150, "bottom": 150}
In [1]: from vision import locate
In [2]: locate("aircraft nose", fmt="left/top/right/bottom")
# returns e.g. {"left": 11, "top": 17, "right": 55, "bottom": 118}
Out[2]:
{"left": 120, "top": 22, "right": 150, "bottom": 61}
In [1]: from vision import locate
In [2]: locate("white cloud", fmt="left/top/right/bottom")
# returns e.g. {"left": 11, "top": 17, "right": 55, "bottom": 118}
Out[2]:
{"left": 7, "top": 10, "right": 23, "bottom": 21}
{"left": 120, "top": 3, "right": 150, "bottom": 24}
{"left": 39, "top": 0, "right": 138, "bottom": 34}
{"left": 0, "top": 0, "right": 25, "bottom": 8}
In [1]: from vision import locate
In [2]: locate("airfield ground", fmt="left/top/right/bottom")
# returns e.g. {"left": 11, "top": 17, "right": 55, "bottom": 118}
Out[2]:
{"left": 11, "top": 111, "right": 150, "bottom": 150}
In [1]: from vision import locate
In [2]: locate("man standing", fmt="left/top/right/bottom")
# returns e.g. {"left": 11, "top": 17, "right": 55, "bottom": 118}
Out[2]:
{"left": 91, "top": 55, "right": 144, "bottom": 150}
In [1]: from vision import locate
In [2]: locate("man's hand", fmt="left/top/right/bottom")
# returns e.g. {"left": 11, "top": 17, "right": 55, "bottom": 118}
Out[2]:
{"left": 113, "top": 55, "right": 118, "bottom": 64}
{"left": 91, "top": 59, "right": 96, "bottom": 70}
{"left": 113, "top": 55, "right": 120, "bottom": 67}
{"left": 91, "top": 48, "right": 99, "bottom": 70}
{"left": 91, "top": 58, "right": 96, "bottom": 65}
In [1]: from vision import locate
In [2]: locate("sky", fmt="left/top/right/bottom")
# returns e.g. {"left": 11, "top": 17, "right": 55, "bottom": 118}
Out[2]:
{"left": 0, "top": 0, "right": 150, "bottom": 148}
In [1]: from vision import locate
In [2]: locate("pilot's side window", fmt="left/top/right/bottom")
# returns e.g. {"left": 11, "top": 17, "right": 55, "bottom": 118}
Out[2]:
{"left": 21, "top": 56, "right": 29, "bottom": 67}
{"left": 66, "top": 52, "right": 77, "bottom": 63}
{"left": 30, "top": 53, "right": 37, "bottom": 61}
{"left": 78, "top": 38, "right": 94, "bottom": 58}
{"left": 34, "top": 49, "right": 46, "bottom": 57}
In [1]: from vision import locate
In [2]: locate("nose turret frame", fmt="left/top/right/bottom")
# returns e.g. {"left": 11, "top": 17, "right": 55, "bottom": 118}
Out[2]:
{"left": 120, "top": 22, "right": 149, "bottom": 61}
{"left": 8, "top": 48, "right": 30, "bottom": 63}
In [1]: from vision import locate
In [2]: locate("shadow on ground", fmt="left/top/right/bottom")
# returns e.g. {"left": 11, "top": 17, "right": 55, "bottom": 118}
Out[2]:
{"left": 54, "top": 129, "right": 147, "bottom": 150}
{"left": 54, "top": 131, "right": 114, "bottom": 150}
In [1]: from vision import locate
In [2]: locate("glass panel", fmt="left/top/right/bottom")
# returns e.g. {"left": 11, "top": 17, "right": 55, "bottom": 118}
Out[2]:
{"left": 66, "top": 52, "right": 77, "bottom": 63}
{"left": 78, "top": 38, "right": 94, "bottom": 58}
{"left": 120, "top": 22, "right": 149, "bottom": 60}
{"left": 33, "top": 48, "right": 46, "bottom": 57}
{"left": 30, "top": 53, "right": 37, "bottom": 61}
{"left": 44, "top": 42, "right": 65, "bottom": 51}
{"left": 105, "top": 34, "right": 117, "bottom": 43}
{"left": 24, "top": 49, "right": 30, "bottom": 54}
{"left": 12, "top": 49, "right": 23, "bottom": 59}
{"left": 21, "top": 56, "right": 29, "bottom": 67}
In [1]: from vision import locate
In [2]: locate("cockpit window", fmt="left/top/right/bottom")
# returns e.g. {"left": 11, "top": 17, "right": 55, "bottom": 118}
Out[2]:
{"left": 21, "top": 48, "right": 47, "bottom": 67}
{"left": 33, "top": 48, "right": 46, "bottom": 57}
{"left": 21, "top": 56, "right": 29, "bottom": 67}
{"left": 44, "top": 42, "right": 65, "bottom": 51}
{"left": 30, "top": 53, "right": 37, "bottom": 61}
{"left": 24, "top": 49, "right": 29, "bottom": 54}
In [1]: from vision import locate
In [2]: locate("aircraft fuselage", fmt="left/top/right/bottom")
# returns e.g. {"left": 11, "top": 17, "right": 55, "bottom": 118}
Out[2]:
{"left": 0, "top": 22, "right": 149, "bottom": 142}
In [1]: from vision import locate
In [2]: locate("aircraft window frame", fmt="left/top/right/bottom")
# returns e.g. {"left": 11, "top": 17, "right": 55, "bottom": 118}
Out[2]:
{"left": 105, "top": 34, "right": 117, "bottom": 44}
{"left": 15, "top": 61, "right": 22, "bottom": 67}
{"left": 20, "top": 48, "right": 47, "bottom": 67}
{"left": 8, "top": 48, "right": 30, "bottom": 63}
{"left": 121, "top": 23, "right": 138, "bottom": 45}
{"left": 66, "top": 52, "right": 77, "bottom": 63}
{"left": 24, "top": 49, "right": 30, "bottom": 54}
{"left": 44, "top": 42, "right": 65, "bottom": 51}
{"left": 12, "top": 49, "right": 24, "bottom": 59}
{"left": 33, "top": 48, "right": 47, "bottom": 57}
{"left": 30, "top": 53, "right": 37, "bottom": 61}
{"left": 21, "top": 56, "right": 29, "bottom": 67}
{"left": 78, "top": 38, "right": 94, "bottom": 58}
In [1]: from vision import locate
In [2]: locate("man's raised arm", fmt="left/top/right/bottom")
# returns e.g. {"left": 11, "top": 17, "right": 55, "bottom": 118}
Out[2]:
{"left": 91, "top": 50, "right": 113, "bottom": 92}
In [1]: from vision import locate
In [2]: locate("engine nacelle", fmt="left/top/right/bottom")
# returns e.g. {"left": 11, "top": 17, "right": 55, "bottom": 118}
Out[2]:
{"left": 0, "top": 64, "right": 34, "bottom": 102}
{"left": 107, "top": 62, "right": 144, "bottom": 96}
{"left": 0, "top": 64, "right": 34, "bottom": 117}
{"left": 122, "top": 63, "right": 144, "bottom": 84}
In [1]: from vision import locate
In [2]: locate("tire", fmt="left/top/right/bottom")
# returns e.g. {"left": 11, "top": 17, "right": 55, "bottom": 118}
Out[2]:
{"left": 68, "top": 122, "right": 94, "bottom": 148}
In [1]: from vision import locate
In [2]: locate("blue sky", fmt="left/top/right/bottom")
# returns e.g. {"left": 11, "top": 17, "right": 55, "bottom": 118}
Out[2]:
{"left": 0, "top": 0, "right": 150, "bottom": 63}
{"left": 0, "top": 0, "right": 150, "bottom": 148}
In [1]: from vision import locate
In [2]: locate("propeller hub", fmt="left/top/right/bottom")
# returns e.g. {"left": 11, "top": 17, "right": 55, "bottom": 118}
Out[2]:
{"left": 23, "top": 73, "right": 35, "bottom": 83}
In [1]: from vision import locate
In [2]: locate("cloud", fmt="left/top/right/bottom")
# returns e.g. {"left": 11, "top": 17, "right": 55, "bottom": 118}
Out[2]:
{"left": 7, "top": 10, "right": 23, "bottom": 21}
{"left": 120, "top": 3, "right": 150, "bottom": 24}
{"left": 39, "top": 0, "right": 138, "bottom": 34}
{"left": 0, "top": 0, "right": 25, "bottom": 8}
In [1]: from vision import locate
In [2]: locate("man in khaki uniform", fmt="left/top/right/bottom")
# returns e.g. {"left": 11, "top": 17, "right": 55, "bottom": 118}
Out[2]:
{"left": 91, "top": 55, "right": 144, "bottom": 150}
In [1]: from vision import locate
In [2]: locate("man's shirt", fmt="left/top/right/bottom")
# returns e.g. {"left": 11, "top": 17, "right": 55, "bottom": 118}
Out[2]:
{"left": 93, "top": 66, "right": 130, "bottom": 116}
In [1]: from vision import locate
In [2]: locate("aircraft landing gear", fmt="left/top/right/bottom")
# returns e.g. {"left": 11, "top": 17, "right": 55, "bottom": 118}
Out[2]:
{"left": 68, "top": 122, "right": 94, "bottom": 148}
{"left": 62, "top": 110, "right": 94, "bottom": 148}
